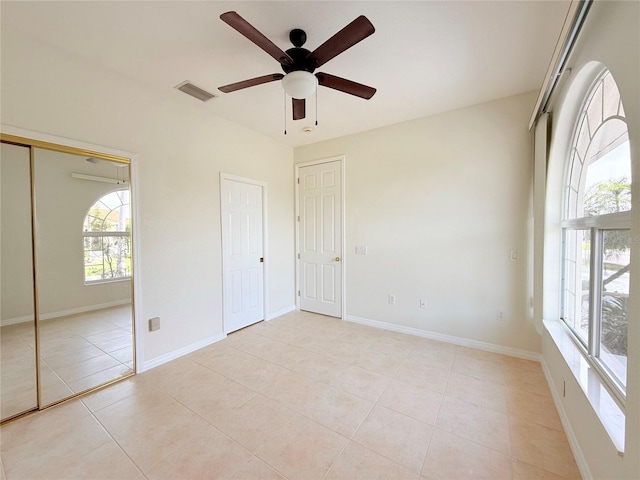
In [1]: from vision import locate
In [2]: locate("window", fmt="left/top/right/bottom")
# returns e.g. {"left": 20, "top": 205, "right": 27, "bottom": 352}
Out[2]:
{"left": 83, "top": 189, "right": 131, "bottom": 283}
{"left": 562, "top": 69, "right": 631, "bottom": 398}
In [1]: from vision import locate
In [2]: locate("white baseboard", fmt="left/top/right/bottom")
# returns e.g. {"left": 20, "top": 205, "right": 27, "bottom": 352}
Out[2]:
{"left": 345, "top": 314, "right": 541, "bottom": 361}
{"left": 2, "top": 315, "right": 35, "bottom": 327}
{"left": 266, "top": 304, "right": 296, "bottom": 321}
{"left": 1, "top": 299, "right": 131, "bottom": 327}
{"left": 540, "top": 358, "right": 592, "bottom": 480}
{"left": 141, "top": 333, "right": 226, "bottom": 372}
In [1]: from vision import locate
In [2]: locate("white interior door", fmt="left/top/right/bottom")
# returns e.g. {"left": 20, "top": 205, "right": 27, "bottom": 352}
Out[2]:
{"left": 221, "top": 177, "right": 264, "bottom": 333}
{"left": 298, "top": 161, "right": 342, "bottom": 317}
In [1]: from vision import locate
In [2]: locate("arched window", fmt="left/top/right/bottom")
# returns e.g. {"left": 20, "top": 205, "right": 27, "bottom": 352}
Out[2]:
{"left": 562, "top": 69, "right": 631, "bottom": 395}
{"left": 83, "top": 189, "right": 131, "bottom": 283}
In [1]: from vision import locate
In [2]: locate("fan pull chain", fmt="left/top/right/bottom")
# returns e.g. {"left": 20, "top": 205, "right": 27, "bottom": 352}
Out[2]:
{"left": 283, "top": 91, "right": 287, "bottom": 135}
{"left": 315, "top": 88, "right": 318, "bottom": 126}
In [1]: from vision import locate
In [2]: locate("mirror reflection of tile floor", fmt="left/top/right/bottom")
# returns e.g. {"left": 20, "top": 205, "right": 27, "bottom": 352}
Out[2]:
{"left": 0, "top": 305, "right": 133, "bottom": 419}
{"left": 1, "top": 310, "right": 580, "bottom": 479}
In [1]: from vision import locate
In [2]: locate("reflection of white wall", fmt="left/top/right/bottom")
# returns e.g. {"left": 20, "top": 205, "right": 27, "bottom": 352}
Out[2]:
{"left": 1, "top": 143, "right": 35, "bottom": 322}
{"left": 34, "top": 148, "right": 131, "bottom": 317}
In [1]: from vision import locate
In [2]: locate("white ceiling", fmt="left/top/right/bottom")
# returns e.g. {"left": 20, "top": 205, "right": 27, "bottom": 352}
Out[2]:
{"left": 1, "top": 1, "right": 570, "bottom": 147}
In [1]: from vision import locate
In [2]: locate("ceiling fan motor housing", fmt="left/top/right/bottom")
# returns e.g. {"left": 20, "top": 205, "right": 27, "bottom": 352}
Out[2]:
{"left": 281, "top": 29, "right": 319, "bottom": 74}
{"left": 282, "top": 47, "right": 316, "bottom": 74}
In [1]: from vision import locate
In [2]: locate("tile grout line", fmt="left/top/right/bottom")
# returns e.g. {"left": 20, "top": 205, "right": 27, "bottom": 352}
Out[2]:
{"left": 81, "top": 403, "right": 150, "bottom": 480}
{"left": 418, "top": 365, "right": 452, "bottom": 475}
{"left": 246, "top": 319, "right": 388, "bottom": 480}
{"left": 251, "top": 413, "right": 306, "bottom": 480}
{"left": 321, "top": 353, "right": 413, "bottom": 479}
{"left": 132, "top": 395, "right": 252, "bottom": 477}
{"left": 180, "top": 333, "right": 353, "bottom": 479}
{"left": 87, "top": 369, "right": 252, "bottom": 479}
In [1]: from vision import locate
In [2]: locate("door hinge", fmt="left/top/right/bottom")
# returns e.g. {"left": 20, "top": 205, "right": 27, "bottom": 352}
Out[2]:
{"left": 298, "top": 290, "right": 300, "bottom": 296}
{"left": 297, "top": 177, "right": 300, "bottom": 184}
{"left": 297, "top": 253, "right": 300, "bottom": 259}
{"left": 260, "top": 257, "right": 264, "bottom": 263}
{"left": 297, "top": 215, "right": 300, "bottom": 222}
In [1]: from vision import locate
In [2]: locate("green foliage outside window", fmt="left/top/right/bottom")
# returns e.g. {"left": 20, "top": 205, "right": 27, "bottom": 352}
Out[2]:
{"left": 584, "top": 177, "right": 630, "bottom": 357}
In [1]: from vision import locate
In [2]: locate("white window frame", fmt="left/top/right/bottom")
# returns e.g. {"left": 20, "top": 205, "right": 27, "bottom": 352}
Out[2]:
{"left": 560, "top": 68, "right": 631, "bottom": 406}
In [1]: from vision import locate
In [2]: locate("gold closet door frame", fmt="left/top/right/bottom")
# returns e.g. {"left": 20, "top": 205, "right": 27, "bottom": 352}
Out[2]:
{"left": 0, "top": 133, "right": 137, "bottom": 424}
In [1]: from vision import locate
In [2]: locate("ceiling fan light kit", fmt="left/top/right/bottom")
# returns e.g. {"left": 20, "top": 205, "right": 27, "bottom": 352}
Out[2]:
{"left": 282, "top": 71, "right": 317, "bottom": 99}
{"left": 218, "top": 11, "right": 376, "bottom": 129}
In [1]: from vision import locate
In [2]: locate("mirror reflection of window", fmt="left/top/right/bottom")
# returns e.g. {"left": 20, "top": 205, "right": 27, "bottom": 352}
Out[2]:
{"left": 83, "top": 190, "right": 132, "bottom": 284}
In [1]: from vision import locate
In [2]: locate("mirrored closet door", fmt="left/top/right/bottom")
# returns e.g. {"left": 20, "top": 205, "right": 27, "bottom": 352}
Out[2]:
{"left": 1, "top": 142, "right": 38, "bottom": 420}
{"left": 1, "top": 135, "right": 136, "bottom": 421}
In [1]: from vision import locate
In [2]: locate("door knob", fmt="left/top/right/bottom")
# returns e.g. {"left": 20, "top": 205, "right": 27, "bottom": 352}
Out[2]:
{"left": 335, "top": 257, "right": 341, "bottom": 262}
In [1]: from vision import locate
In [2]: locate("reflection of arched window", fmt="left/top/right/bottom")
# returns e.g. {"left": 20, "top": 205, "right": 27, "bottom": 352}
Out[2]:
{"left": 83, "top": 190, "right": 131, "bottom": 283}
{"left": 562, "top": 69, "right": 631, "bottom": 396}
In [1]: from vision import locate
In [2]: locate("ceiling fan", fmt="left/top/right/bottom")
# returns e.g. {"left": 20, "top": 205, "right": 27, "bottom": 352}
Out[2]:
{"left": 218, "top": 11, "right": 377, "bottom": 122}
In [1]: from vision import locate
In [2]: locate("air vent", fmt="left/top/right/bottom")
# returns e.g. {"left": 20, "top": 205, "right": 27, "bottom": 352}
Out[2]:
{"left": 175, "top": 81, "right": 216, "bottom": 102}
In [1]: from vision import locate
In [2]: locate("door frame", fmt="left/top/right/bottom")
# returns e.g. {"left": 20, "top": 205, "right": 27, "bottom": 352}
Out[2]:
{"left": 219, "top": 172, "right": 269, "bottom": 333}
{"left": 294, "top": 155, "right": 346, "bottom": 319}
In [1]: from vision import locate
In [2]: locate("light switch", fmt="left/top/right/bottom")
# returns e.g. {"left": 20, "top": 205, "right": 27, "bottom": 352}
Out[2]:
{"left": 149, "top": 317, "right": 160, "bottom": 331}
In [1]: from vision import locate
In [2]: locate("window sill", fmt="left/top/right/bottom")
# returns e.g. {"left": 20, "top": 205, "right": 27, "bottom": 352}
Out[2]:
{"left": 544, "top": 319, "right": 625, "bottom": 455}
{"left": 84, "top": 277, "right": 131, "bottom": 286}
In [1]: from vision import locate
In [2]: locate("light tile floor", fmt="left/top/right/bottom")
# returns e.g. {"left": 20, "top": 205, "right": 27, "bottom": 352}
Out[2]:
{"left": 1, "top": 306, "right": 134, "bottom": 419}
{"left": 0, "top": 310, "right": 581, "bottom": 479}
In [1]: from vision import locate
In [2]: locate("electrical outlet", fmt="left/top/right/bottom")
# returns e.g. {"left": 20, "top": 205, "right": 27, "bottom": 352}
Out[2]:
{"left": 496, "top": 309, "right": 505, "bottom": 322}
{"left": 355, "top": 245, "right": 367, "bottom": 255}
{"left": 419, "top": 298, "right": 427, "bottom": 309}
{"left": 388, "top": 294, "right": 396, "bottom": 305}
{"left": 149, "top": 317, "right": 161, "bottom": 331}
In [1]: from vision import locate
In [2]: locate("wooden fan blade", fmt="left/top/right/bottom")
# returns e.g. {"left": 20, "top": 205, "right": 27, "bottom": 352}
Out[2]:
{"left": 316, "top": 72, "right": 376, "bottom": 99}
{"left": 219, "top": 73, "right": 284, "bottom": 93}
{"left": 220, "top": 11, "right": 293, "bottom": 66}
{"left": 293, "top": 98, "right": 306, "bottom": 120}
{"left": 308, "top": 16, "right": 375, "bottom": 68}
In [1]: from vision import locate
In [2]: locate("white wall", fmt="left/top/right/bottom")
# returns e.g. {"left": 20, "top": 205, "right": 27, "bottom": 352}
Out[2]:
{"left": 543, "top": 1, "right": 639, "bottom": 478}
{"left": 295, "top": 91, "right": 541, "bottom": 354}
{"left": 0, "top": 27, "right": 295, "bottom": 363}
